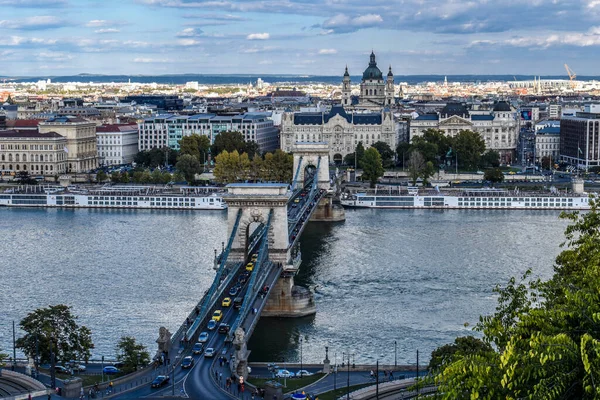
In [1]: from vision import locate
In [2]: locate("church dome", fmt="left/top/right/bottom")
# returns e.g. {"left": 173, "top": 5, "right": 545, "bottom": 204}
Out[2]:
{"left": 362, "top": 51, "right": 383, "bottom": 80}
{"left": 493, "top": 101, "right": 511, "bottom": 112}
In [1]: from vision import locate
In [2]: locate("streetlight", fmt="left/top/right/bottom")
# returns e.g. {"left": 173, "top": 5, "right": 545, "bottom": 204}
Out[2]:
{"left": 299, "top": 337, "right": 303, "bottom": 378}
{"left": 342, "top": 352, "right": 354, "bottom": 400}
{"left": 394, "top": 340, "right": 397, "bottom": 368}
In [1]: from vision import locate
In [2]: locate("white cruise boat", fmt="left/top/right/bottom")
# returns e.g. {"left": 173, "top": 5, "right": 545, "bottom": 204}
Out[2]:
{"left": 0, "top": 185, "right": 226, "bottom": 210}
{"left": 340, "top": 187, "right": 592, "bottom": 210}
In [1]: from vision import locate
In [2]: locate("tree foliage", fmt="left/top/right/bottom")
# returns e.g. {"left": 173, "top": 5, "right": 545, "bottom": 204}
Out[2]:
{"left": 176, "top": 154, "right": 202, "bottom": 183}
{"left": 355, "top": 142, "right": 365, "bottom": 169}
{"left": 134, "top": 148, "right": 179, "bottom": 168}
{"left": 96, "top": 170, "right": 108, "bottom": 183}
{"left": 431, "top": 197, "right": 600, "bottom": 399}
{"left": 361, "top": 147, "right": 384, "bottom": 188}
{"left": 407, "top": 150, "right": 435, "bottom": 186}
{"left": 480, "top": 150, "right": 501, "bottom": 168}
{"left": 429, "top": 336, "right": 493, "bottom": 373}
{"left": 16, "top": 171, "right": 37, "bottom": 185}
{"left": 211, "top": 131, "right": 259, "bottom": 158}
{"left": 115, "top": 336, "right": 150, "bottom": 374}
{"left": 0, "top": 347, "right": 8, "bottom": 366}
{"left": 16, "top": 305, "right": 94, "bottom": 364}
{"left": 484, "top": 168, "right": 505, "bottom": 183}
{"left": 371, "top": 141, "right": 394, "bottom": 162}
{"left": 178, "top": 134, "right": 210, "bottom": 164}
{"left": 213, "top": 149, "right": 293, "bottom": 184}
{"left": 453, "top": 129, "right": 486, "bottom": 170}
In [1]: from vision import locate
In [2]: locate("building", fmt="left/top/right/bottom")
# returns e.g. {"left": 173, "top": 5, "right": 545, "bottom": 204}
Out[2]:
{"left": 560, "top": 104, "right": 600, "bottom": 169}
{"left": 535, "top": 126, "right": 561, "bottom": 164}
{"left": 96, "top": 124, "right": 139, "bottom": 166}
{"left": 38, "top": 116, "right": 98, "bottom": 173}
{"left": 138, "top": 113, "right": 279, "bottom": 153}
{"left": 122, "top": 95, "right": 184, "bottom": 111}
{"left": 0, "top": 130, "right": 68, "bottom": 176}
{"left": 280, "top": 104, "right": 396, "bottom": 163}
{"left": 410, "top": 101, "right": 519, "bottom": 164}
{"left": 342, "top": 51, "right": 395, "bottom": 110}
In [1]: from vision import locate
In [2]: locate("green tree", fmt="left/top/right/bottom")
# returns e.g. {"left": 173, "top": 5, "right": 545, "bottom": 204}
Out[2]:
{"left": 161, "top": 171, "right": 172, "bottom": 184}
{"left": 451, "top": 129, "right": 486, "bottom": 171}
{"left": 263, "top": 150, "right": 293, "bottom": 182}
{"left": 484, "top": 168, "right": 505, "bottom": 183}
{"left": 355, "top": 142, "right": 366, "bottom": 169}
{"left": 422, "top": 128, "right": 452, "bottom": 162}
{"left": 211, "top": 131, "right": 258, "bottom": 158}
{"left": 176, "top": 154, "right": 201, "bottom": 183}
{"left": 410, "top": 136, "right": 438, "bottom": 164}
{"left": 150, "top": 169, "right": 163, "bottom": 184}
{"left": 179, "top": 134, "right": 210, "bottom": 164}
{"left": 96, "top": 170, "right": 108, "bottom": 183}
{"left": 541, "top": 155, "right": 554, "bottom": 170}
{"left": 407, "top": 150, "right": 435, "bottom": 186}
{"left": 115, "top": 336, "right": 150, "bottom": 374}
{"left": 480, "top": 150, "right": 501, "bottom": 169}
{"left": 213, "top": 150, "right": 251, "bottom": 183}
{"left": 360, "top": 147, "right": 384, "bottom": 188}
{"left": 428, "top": 336, "right": 493, "bottom": 373}
{"left": 249, "top": 156, "right": 264, "bottom": 182}
{"left": 16, "top": 305, "right": 94, "bottom": 364}
{"left": 0, "top": 347, "right": 8, "bottom": 367}
{"left": 371, "top": 142, "right": 394, "bottom": 164}
{"left": 343, "top": 152, "right": 356, "bottom": 167}
{"left": 432, "top": 198, "right": 600, "bottom": 399}
{"left": 396, "top": 142, "right": 411, "bottom": 168}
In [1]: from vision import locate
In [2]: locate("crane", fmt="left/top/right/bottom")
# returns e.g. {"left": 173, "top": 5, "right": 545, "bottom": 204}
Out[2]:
{"left": 564, "top": 63, "right": 576, "bottom": 81}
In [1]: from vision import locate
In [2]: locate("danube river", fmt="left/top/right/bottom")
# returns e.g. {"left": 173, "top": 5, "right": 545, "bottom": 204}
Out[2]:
{"left": 0, "top": 207, "right": 569, "bottom": 365}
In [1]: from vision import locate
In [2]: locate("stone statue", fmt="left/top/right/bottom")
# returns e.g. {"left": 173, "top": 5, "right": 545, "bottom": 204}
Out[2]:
{"left": 233, "top": 327, "right": 245, "bottom": 347}
{"left": 156, "top": 327, "right": 172, "bottom": 353}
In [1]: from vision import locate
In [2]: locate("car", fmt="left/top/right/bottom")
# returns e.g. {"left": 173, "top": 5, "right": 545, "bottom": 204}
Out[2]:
{"left": 103, "top": 366, "right": 120, "bottom": 375}
{"left": 151, "top": 375, "right": 170, "bottom": 388}
{"left": 251, "top": 254, "right": 258, "bottom": 261}
{"left": 181, "top": 356, "right": 194, "bottom": 369}
{"left": 246, "top": 262, "right": 254, "bottom": 272}
{"left": 296, "top": 370, "right": 313, "bottom": 377}
{"left": 207, "top": 319, "right": 217, "bottom": 330}
{"left": 229, "top": 286, "right": 240, "bottom": 296}
{"left": 204, "top": 348, "right": 215, "bottom": 358}
{"left": 54, "top": 365, "right": 71, "bottom": 374}
{"left": 68, "top": 361, "right": 86, "bottom": 372}
{"left": 294, "top": 198, "right": 300, "bottom": 203}
{"left": 276, "top": 369, "right": 295, "bottom": 378}
{"left": 218, "top": 323, "right": 230, "bottom": 334}
{"left": 238, "top": 274, "right": 248, "bottom": 284}
{"left": 212, "top": 310, "right": 223, "bottom": 322}
{"left": 192, "top": 342, "right": 204, "bottom": 354}
{"left": 198, "top": 332, "right": 209, "bottom": 343}
{"left": 222, "top": 297, "right": 232, "bottom": 307}
{"left": 233, "top": 297, "right": 243, "bottom": 309}
{"left": 112, "top": 361, "right": 125, "bottom": 369}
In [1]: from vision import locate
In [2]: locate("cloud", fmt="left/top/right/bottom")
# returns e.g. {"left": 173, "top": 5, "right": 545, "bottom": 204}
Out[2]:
{"left": 86, "top": 20, "right": 110, "bottom": 28}
{"left": 95, "top": 28, "right": 120, "bottom": 34}
{"left": 321, "top": 13, "right": 383, "bottom": 33}
{"left": 176, "top": 27, "right": 203, "bottom": 37}
{"left": 241, "top": 45, "right": 277, "bottom": 53}
{"left": 38, "top": 50, "right": 72, "bottom": 60}
{"left": 318, "top": 48, "right": 337, "bottom": 55}
{"left": 0, "top": 0, "right": 66, "bottom": 7}
{"left": 0, "top": 15, "right": 67, "bottom": 30}
{"left": 0, "top": 35, "right": 58, "bottom": 46}
{"left": 176, "top": 38, "right": 201, "bottom": 46}
{"left": 247, "top": 32, "right": 269, "bottom": 40}
{"left": 133, "top": 57, "right": 173, "bottom": 63}
{"left": 470, "top": 26, "right": 600, "bottom": 49}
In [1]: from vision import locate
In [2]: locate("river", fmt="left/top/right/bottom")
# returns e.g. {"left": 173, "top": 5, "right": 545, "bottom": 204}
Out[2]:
{"left": 0, "top": 207, "right": 569, "bottom": 366}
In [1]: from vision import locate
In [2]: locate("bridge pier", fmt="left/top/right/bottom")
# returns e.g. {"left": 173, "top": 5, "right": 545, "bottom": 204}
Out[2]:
{"left": 261, "top": 274, "right": 316, "bottom": 317}
{"left": 310, "top": 195, "right": 346, "bottom": 222}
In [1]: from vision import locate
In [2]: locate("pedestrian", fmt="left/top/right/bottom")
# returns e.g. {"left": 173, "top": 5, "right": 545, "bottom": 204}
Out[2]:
{"left": 370, "top": 370, "right": 374, "bottom": 379}
{"left": 109, "top": 381, "right": 113, "bottom": 393}
{"left": 28, "top": 394, "right": 32, "bottom": 400}
{"left": 215, "top": 371, "right": 219, "bottom": 381}
{"left": 219, "top": 372, "right": 223, "bottom": 383}
{"left": 389, "top": 371, "right": 393, "bottom": 380}
{"left": 47, "top": 394, "right": 51, "bottom": 400}
{"left": 219, "top": 358, "right": 223, "bottom": 367}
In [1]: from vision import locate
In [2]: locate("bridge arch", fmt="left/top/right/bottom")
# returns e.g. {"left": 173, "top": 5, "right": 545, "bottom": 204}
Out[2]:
{"left": 292, "top": 143, "right": 331, "bottom": 190}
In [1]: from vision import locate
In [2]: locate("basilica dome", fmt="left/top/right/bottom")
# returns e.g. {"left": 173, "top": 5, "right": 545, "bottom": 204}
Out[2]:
{"left": 362, "top": 51, "right": 383, "bottom": 80}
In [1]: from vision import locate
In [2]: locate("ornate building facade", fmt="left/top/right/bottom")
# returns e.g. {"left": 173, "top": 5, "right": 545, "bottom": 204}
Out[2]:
{"left": 342, "top": 51, "right": 395, "bottom": 110}
{"left": 410, "top": 102, "right": 519, "bottom": 164}
{"left": 280, "top": 105, "right": 397, "bottom": 163}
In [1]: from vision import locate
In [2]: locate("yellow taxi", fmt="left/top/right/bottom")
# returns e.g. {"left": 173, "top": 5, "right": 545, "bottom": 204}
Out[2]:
{"left": 222, "top": 297, "right": 232, "bottom": 307}
{"left": 294, "top": 198, "right": 300, "bottom": 203}
{"left": 246, "top": 262, "right": 254, "bottom": 272}
{"left": 212, "top": 310, "right": 223, "bottom": 322}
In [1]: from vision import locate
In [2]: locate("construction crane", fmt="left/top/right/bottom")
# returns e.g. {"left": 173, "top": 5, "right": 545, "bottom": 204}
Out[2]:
{"left": 564, "top": 64, "right": 577, "bottom": 89}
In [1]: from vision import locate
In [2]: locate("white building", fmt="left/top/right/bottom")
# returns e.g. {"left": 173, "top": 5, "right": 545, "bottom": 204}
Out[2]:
{"left": 535, "top": 126, "right": 561, "bottom": 163}
{"left": 0, "top": 130, "right": 68, "bottom": 176}
{"left": 410, "top": 102, "right": 519, "bottom": 164}
{"left": 96, "top": 124, "right": 139, "bottom": 166}
{"left": 280, "top": 105, "right": 397, "bottom": 163}
{"left": 138, "top": 113, "right": 279, "bottom": 153}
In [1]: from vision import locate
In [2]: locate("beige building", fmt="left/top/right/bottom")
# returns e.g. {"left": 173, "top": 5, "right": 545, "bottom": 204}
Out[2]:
{"left": 342, "top": 51, "right": 395, "bottom": 110}
{"left": 280, "top": 105, "right": 397, "bottom": 163}
{"left": 39, "top": 116, "right": 98, "bottom": 173}
{"left": 0, "top": 130, "right": 68, "bottom": 176}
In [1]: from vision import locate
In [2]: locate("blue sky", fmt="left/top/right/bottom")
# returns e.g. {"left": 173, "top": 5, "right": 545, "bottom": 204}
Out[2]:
{"left": 1, "top": 0, "right": 600, "bottom": 76}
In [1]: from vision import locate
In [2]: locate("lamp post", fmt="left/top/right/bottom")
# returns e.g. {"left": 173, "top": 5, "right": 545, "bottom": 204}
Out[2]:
{"left": 299, "top": 337, "right": 303, "bottom": 378}
{"left": 12, "top": 321, "right": 16, "bottom": 371}
{"left": 376, "top": 359, "right": 379, "bottom": 399}
{"left": 334, "top": 350, "right": 337, "bottom": 391}
{"left": 342, "top": 352, "right": 353, "bottom": 400}
{"left": 394, "top": 340, "right": 397, "bottom": 368}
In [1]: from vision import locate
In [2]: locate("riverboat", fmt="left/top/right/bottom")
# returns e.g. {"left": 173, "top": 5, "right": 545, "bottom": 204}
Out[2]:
{"left": 0, "top": 185, "right": 227, "bottom": 210}
{"left": 340, "top": 187, "right": 592, "bottom": 210}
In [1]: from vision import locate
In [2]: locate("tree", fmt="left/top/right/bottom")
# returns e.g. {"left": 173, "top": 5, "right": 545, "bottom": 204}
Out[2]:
{"left": 15, "top": 171, "right": 36, "bottom": 185}
{"left": 343, "top": 152, "right": 356, "bottom": 167}
{"left": 360, "top": 147, "right": 384, "bottom": 188}
{"left": 371, "top": 141, "right": 395, "bottom": 165}
{"left": 541, "top": 155, "right": 554, "bottom": 170}
{"left": 480, "top": 150, "right": 501, "bottom": 169}
{"left": 355, "top": 142, "right": 365, "bottom": 169}
{"left": 263, "top": 150, "right": 293, "bottom": 182}
{"left": 451, "top": 130, "right": 486, "bottom": 171}
{"left": 176, "top": 154, "right": 201, "bottom": 183}
{"left": 431, "top": 198, "right": 600, "bottom": 399}
{"left": 396, "top": 142, "right": 411, "bottom": 168}
{"left": 179, "top": 134, "right": 210, "bottom": 164}
{"left": 115, "top": 336, "right": 150, "bottom": 374}
{"left": 211, "top": 131, "right": 258, "bottom": 158}
{"left": 96, "top": 170, "right": 108, "bottom": 183}
{"left": 0, "top": 347, "right": 8, "bottom": 367}
{"left": 410, "top": 136, "right": 439, "bottom": 165}
{"left": 483, "top": 168, "right": 505, "bottom": 183}
{"left": 407, "top": 150, "right": 435, "bottom": 186}
{"left": 16, "top": 305, "right": 94, "bottom": 364}
{"left": 422, "top": 128, "right": 452, "bottom": 163}
{"left": 428, "top": 336, "right": 493, "bottom": 373}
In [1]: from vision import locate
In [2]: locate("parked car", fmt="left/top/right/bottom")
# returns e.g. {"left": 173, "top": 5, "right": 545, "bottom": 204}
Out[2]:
{"left": 204, "top": 348, "right": 215, "bottom": 358}
{"left": 192, "top": 342, "right": 204, "bottom": 354}
{"left": 54, "top": 365, "right": 71, "bottom": 374}
{"left": 218, "top": 323, "right": 230, "bottom": 334}
{"left": 207, "top": 319, "right": 217, "bottom": 330}
{"left": 296, "top": 370, "right": 312, "bottom": 377}
{"left": 276, "top": 369, "right": 295, "bottom": 378}
{"left": 151, "top": 375, "right": 170, "bottom": 388}
{"left": 181, "top": 356, "right": 194, "bottom": 369}
{"left": 198, "top": 332, "right": 209, "bottom": 343}
{"left": 103, "top": 366, "right": 120, "bottom": 375}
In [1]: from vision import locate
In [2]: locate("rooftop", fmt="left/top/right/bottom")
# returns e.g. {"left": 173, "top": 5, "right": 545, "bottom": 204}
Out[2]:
{"left": 0, "top": 130, "right": 64, "bottom": 139}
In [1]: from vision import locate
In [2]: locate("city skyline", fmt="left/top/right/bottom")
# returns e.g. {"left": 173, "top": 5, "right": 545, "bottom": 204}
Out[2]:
{"left": 1, "top": 0, "right": 600, "bottom": 76}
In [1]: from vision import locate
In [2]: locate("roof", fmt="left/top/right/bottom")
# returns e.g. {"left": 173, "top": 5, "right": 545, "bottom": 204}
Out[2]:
{"left": 537, "top": 126, "right": 561, "bottom": 134}
{"left": 493, "top": 101, "right": 512, "bottom": 112}
{"left": 354, "top": 113, "right": 382, "bottom": 125}
{"left": 362, "top": 52, "right": 383, "bottom": 80}
{"left": 44, "top": 116, "right": 90, "bottom": 123}
{"left": 294, "top": 113, "right": 323, "bottom": 125}
{"left": 96, "top": 124, "right": 138, "bottom": 133}
{"left": 0, "top": 130, "right": 64, "bottom": 139}
{"left": 6, "top": 119, "right": 41, "bottom": 128}
{"left": 415, "top": 114, "right": 439, "bottom": 121}
{"left": 441, "top": 103, "right": 469, "bottom": 117}
{"left": 324, "top": 105, "right": 351, "bottom": 124}
{"left": 471, "top": 115, "right": 495, "bottom": 121}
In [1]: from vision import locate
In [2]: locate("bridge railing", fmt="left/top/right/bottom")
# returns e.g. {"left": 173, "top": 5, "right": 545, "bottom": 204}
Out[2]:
{"left": 185, "top": 208, "right": 242, "bottom": 341}
{"left": 228, "top": 209, "right": 273, "bottom": 338}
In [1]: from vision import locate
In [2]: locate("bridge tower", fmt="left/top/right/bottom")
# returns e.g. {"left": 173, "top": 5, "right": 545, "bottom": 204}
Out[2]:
{"left": 292, "top": 142, "right": 331, "bottom": 190}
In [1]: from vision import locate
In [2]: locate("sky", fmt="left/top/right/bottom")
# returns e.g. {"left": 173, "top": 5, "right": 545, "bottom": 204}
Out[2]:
{"left": 1, "top": 0, "right": 600, "bottom": 76}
